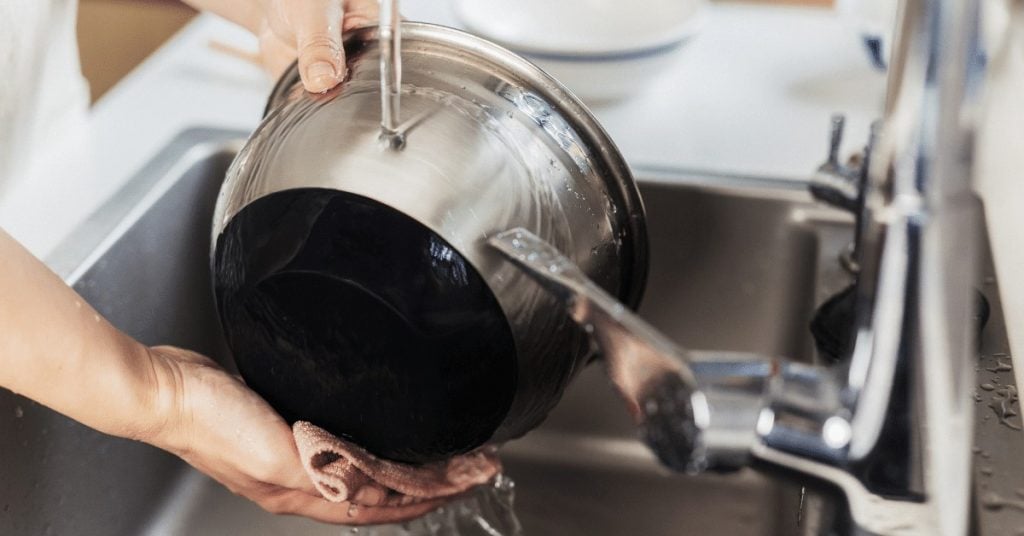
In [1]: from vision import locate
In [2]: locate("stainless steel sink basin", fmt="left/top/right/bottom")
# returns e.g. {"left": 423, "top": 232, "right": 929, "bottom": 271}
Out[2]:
{"left": 1, "top": 129, "right": 1016, "bottom": 535}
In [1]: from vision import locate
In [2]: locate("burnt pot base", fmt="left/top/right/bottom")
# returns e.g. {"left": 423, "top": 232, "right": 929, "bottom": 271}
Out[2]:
{"left": 214, "top": 188, "right": 518, "bottom": 464}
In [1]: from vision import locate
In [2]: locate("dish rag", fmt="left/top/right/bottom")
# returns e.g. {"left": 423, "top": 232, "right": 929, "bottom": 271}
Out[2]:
{"left": 292, "top": 421, "right": 501, "bottom": 507}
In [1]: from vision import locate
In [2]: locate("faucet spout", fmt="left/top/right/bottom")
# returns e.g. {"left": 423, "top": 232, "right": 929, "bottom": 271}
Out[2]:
{"left": 491, "top": 1, "right": 985, "bottom": 532}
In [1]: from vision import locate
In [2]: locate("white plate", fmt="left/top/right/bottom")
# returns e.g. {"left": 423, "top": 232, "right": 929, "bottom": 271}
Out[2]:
{"left": 454, "top": 0, "right": 705, "bottom": 103}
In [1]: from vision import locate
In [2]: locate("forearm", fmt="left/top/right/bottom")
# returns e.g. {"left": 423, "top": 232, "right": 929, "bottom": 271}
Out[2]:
{"left": 0, "top": 229, "right": 161, "bottom": 439}
{"left": 179, "top": 0, "right": 263, "bottom": 33}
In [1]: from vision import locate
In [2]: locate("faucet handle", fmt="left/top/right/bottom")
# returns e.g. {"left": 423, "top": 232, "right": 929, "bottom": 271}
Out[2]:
{"left": 810, "top": 114, "right": 861, "bottom": 212}
{"left": 827, "top": 114, "right": 846, "bottom": 166}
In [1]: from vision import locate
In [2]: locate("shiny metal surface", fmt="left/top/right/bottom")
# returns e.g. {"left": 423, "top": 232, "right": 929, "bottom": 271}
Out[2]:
{"left": 809, "top": 115, "right": 861, "bottom": 214}
{"left": 3, "top": 129, "right": 1014, "bottom": 534}
{"left": 756, "top": 1, "right": 985, "bottom": 533}
{"left": 216, "top": 22, "right": 648, "bottom": 446}
{"left": 0, "top": 129, "right": 821, "bottom": 535}
{"left": 378, "top": 0, "right": 402, "bottom": 141}
{"left": 479, "top": 1, "right": 991, "bottom": 534}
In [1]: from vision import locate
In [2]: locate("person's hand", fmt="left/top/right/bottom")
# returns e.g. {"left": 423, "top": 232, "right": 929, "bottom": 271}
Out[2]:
{"left": 0, "top": 229, "right": 440, "bottom": 524}
{"left": 140, "top": 345, "right": 444, "bottom": 524}
{"left": 184, "top": 0, "right": 380, "bottom": 92}
{"left": 254, "top": 0, "right": 380, "bottom": 93}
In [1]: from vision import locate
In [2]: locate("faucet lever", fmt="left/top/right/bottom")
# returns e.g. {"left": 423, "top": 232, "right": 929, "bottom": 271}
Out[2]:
{"left": 827, "top": 113, "right": 845, "bottom": 165}
{"left": 810, "top": 114, "right": 861, "bottom": 212}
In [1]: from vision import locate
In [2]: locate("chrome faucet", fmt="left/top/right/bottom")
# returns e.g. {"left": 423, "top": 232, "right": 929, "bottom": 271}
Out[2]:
{"left": 490, "top": 0, "right": 985, "bottom": 534}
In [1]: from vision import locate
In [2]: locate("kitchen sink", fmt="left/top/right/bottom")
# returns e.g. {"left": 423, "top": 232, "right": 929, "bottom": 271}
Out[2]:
{"left": 1, "top": 128, "right": 1018, "bottom": 535}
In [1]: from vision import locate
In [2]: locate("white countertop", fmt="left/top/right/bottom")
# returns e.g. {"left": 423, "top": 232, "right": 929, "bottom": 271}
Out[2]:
{"left": 0, "top": 1, "right": 885, "bottom": 259}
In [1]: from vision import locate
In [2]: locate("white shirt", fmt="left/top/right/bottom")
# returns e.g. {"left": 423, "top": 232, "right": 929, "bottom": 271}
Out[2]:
{"left": 0, "top": 0, "right": 90, "bottom": 193}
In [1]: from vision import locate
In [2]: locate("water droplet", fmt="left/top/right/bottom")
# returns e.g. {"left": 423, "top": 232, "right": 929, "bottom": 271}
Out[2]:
{"left": 347, "top": 503, "right": 358, "bottom": 517}
{"left": 981, "top": 466, "right": 994, "bottom": 476}
{"left": 981, "top": 383, "right": 996, "bottom": 391}
{"left": 349, "top": 528, "right": 360, "bottom": 534}
{"left": 988, "top": 358, "right": 1013, "bottom": 372}
{"left": 13, "top": 406, "right": 23, "bottom": 418}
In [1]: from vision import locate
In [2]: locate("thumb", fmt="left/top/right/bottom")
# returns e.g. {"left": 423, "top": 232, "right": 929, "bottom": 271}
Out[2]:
{"left": 290, "top": 0, "right": 346, "bottom": 93}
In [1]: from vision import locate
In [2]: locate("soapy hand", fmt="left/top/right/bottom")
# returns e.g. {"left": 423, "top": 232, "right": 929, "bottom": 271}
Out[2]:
{"left": 141, "top": 345, "right": 445, "bottom": 524}
{"left": 183, "top": 0, "right": 380, "bottom": 93}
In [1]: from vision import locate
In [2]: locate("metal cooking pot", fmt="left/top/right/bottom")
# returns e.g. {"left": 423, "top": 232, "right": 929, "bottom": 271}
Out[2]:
{"left": 211, "top": 19, "right": 647, "bottom": 463}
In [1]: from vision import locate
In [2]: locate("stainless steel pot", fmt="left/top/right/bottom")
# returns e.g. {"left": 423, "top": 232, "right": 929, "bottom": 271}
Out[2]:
{"left": 211, "top": 21, "right": 647, "bottom": 462}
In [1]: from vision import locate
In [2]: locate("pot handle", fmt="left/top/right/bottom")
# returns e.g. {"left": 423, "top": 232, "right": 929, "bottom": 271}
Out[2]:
{"left": 489, "top": 228, "right": 716, "bottom": 472}
{"left": 379, "top": 0, "right": 403, "bottom": 147}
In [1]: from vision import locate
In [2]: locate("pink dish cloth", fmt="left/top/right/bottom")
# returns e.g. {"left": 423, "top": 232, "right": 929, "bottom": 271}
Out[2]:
{"left": 292, "top": 421, "right": 501, "bottom": 507}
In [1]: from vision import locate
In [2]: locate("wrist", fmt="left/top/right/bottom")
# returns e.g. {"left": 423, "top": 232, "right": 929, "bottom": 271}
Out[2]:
{"left": 130, "top": 346, "right": 186, "bottom": 451}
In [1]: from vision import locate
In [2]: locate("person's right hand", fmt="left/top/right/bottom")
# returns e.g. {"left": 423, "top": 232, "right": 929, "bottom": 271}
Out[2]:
{"left": 254, "top": 0, "right": 381, "bottom": 92}
{"left": 140, "top": 345, "right": 445, "bottom": 524}
{"left": 183, "top": 0, "right": 380, "bottom": 93}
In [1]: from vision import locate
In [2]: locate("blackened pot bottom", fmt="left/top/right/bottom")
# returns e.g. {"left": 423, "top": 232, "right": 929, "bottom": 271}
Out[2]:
{"left": 214, "top": 188, "right": 518, "bottom": 464}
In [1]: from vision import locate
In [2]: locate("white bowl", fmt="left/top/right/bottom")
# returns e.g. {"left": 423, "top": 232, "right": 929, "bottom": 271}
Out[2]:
{"left": 454, "top": 0, "right": 705, "bottom": 103}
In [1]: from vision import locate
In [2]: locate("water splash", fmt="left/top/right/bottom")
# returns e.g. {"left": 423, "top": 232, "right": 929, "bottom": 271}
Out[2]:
{"left": 354, "top": 475, "right": 521, "bottom": 536}
{"left": 988, "top": 358, "right": 1013, "bottom": 373}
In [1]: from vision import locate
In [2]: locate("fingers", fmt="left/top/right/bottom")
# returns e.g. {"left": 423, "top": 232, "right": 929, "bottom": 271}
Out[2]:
{"left": 286, "top": 0, "right": 346, "bottom": 93}
{"left": 257, "top": 0, "right": 386, "bottom": 92}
